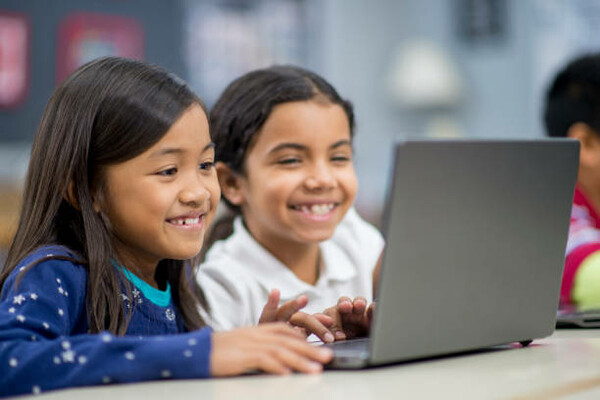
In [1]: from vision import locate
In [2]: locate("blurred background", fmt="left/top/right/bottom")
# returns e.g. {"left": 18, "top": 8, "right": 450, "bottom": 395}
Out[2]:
{"left": 0, "top": 0, "right": 599, "bottom": 257}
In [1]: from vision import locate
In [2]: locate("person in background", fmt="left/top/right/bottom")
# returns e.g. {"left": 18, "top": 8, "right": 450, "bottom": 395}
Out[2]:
{"left": 544, "top": 53, "right": 600, "bottom": 308}
{"left": 197, "top": 65, "right": 384, "bottom": 339}
{"left": 0, "top": 57, "right": 334, "bottom": 397}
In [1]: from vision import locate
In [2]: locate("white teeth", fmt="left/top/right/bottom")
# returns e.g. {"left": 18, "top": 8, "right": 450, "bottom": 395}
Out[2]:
{"left": 171, "top": 217, "right": 200, "bottom": 225}
{"left": 296, "top": 204, "right": 334, "bottom": 215}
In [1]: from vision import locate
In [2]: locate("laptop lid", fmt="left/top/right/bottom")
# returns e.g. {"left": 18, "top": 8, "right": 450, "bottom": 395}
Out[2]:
{"left": 368, "top": 139, "right": 579, "bottom": 366}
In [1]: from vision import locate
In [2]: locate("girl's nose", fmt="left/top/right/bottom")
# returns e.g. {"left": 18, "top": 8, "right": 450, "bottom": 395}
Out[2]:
{"left": 179, "top": 182, "right": 210, "bottom": 207}
{"left": 304, "top": 164, "right": 336, "bottom": 191}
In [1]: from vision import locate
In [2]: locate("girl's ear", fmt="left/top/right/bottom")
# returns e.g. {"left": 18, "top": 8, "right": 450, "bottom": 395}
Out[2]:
{"left": 216, "top": 162, "right": 245, "bottom": 206}
{"left": 65, "top": 181, "right": 102, "bottom": 212}
{"left": 64, "top": 181, "right": 80, "bottom": 210}
{"left": 568, "top": 122, "right": 600, "bottom": 168}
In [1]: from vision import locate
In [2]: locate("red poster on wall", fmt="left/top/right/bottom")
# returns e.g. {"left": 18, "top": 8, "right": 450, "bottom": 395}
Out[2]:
{"left": 0, "top": 11, "right": 30, "bottom": 109}
{"left": 56, "top": 12, "right": 144, "bottom": 84}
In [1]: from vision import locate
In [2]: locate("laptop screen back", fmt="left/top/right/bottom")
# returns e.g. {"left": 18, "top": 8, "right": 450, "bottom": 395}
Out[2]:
{"left": 370, "top": 140, "right": 579, "bottom": 365}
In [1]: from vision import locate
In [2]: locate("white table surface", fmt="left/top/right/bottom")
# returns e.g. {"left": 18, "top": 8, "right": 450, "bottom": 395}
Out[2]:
{"left": 19, "top": 329, "right": 600, "bottom": 400}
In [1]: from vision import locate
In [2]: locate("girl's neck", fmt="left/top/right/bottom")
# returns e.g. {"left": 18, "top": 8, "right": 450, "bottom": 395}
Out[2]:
{"left": 113, "top": 251, "right": 159, "bottom": 289}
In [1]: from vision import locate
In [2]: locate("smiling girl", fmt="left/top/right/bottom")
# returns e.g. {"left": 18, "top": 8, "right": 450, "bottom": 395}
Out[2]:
{"left": 197, "top": 65, "right": 385, "bottom": 331}
{"left": 0, "top": 58, "right": 332, "bottom": 397}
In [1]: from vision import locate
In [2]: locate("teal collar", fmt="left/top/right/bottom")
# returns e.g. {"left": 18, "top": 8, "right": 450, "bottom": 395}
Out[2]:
{"left": 111, "top": 260, "right": 172, "bottom": 307}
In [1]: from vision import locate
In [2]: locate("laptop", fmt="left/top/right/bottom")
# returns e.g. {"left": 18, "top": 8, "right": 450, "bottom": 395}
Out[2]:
{"left": 325, "top": 139, "right": 579, "bottom": 368}
{"left": 556, "top": 305, "right": 600, "bottom": 328}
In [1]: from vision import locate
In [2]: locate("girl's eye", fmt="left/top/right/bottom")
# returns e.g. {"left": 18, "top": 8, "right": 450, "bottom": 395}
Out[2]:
{"left": 158, "top": 167, "right": 177, "bottom": 176}
{"left": 199, "top": 161, "right": 215, "bottom": 171}
{"left": 278, "top": 157, "right": 301, "bottom": 165}
{"left": 331, "top": 155, "right": 351, "bottom": 163}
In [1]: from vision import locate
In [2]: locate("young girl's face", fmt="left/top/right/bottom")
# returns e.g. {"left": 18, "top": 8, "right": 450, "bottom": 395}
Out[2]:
{"left": 233, "top": 100, "right": 357, "bottom": 249}
{"left": 97, "top": 104, "right": 220, "bottom": 271}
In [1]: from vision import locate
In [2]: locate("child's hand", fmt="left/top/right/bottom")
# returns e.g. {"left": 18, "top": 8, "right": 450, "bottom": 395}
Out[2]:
{"left": 323, "top": 296, "right": 375, "bottom": 341}
{"left": 258, "top": 289, "right": 335, "bottom": 343}
{"left": 210, "top": 323, "right": 333, "bottom": 376}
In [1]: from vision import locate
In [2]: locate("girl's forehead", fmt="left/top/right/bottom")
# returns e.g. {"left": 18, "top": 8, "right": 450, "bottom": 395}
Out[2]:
{"left": 146, "top": 104, "right": 211, "bottom": 156}
{"left": 253, "top": 101, "right": 351, "bottom": 151}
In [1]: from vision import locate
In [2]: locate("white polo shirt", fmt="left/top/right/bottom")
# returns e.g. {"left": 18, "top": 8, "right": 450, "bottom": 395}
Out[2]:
{"left": 197, "top": 208, "right": 385, "bottom": 331}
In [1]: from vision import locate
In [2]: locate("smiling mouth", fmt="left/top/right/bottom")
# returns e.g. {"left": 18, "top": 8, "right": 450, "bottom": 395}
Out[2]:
{"left": 167, "top": 216, "right": 202, "bottom": 226}
{"left": 290, "top": 203, "right": 336, "bottom": 215}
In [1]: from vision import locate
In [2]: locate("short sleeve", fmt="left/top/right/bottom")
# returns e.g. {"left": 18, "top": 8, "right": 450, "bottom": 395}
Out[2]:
{"left": 197, "top": 259, "right": 256, "bottom": 331}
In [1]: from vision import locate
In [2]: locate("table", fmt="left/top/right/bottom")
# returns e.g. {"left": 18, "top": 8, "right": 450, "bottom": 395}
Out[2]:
{"left": 25, "top": 329, "right": 600, "bottom": 400}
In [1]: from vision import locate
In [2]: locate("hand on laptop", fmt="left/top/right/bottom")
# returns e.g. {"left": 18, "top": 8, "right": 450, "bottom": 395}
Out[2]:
{"left": 323, "top": 296, "right": 375, "bottom": 341}
{"left": 258, "top": 289, "right": 336, "bottom": 343}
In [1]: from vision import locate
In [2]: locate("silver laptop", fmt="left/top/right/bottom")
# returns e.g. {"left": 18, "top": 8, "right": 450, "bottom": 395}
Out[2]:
{"left": 556, "top": 305, "right": 600, "bottom": 328}
{"left": 326, "top": 139, "right": 579, "bottom": 368}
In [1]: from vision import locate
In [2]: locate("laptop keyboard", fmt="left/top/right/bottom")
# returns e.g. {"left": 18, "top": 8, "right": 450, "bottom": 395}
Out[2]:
{"left": 323, "top": 337, "right": 370, "bottom": 353}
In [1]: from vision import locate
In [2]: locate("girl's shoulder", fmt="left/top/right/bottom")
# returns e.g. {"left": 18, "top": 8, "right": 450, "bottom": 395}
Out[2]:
{"left": 19, "top": 244, "right": 81, "bottom": 263}
{"left": 332, "top": 207, "right": 384, "bottom": 248}
{"left": 3, "top": 245, "right": 88, "bottom": 295}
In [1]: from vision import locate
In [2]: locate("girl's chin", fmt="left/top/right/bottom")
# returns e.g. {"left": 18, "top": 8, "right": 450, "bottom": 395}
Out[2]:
{"left": 296, "top": 230, "right": 336, "bottom": 244}
{"left": 167, "top": 248, "right": 203, "bottom": 261}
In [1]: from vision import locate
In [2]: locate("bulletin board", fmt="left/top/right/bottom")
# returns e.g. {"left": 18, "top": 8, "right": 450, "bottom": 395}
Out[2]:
{"left": 56, "top": 12, "right": 144, "bottom": 84}
{"left": 0, "top": 11, "right": 30, "bottom": 109}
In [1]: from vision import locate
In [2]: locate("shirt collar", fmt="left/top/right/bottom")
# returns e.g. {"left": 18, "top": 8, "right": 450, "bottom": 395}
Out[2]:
{"left": 228, "top": 217, "right": 356, "bottom": 300}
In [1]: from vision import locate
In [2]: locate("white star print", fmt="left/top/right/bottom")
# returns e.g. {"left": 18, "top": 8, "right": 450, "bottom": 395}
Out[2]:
{"left": 102, "top": 376, "right": 111, "bottom": 384}
{"left": 132, "top": 288, "right": 140, "bottom": 298}
{"left": 183, "top": 350, "right": 192, "bottom": 358}
{"left": 9, "top": 358, "right": 17, "bottom": 367}
{"left": 161, "top": 370, "right": 172, "bottom": 378}
{"left": 62, "top": 341, "right": 71, "bottom": 349}
{"left": 8, "top": 307, "right": 15, "bottom": 314}
{"left": 101, "top": 333, "right": 112, "bottom": 343}
{"left": 78, "top": 355, "right": 87, "bottom": 364}
{"left": 125, "top": 351, "right": 135, "bottom": 360}
{"left": 32, "top": 386, "right": 41, "bottom": 395}
{"left": 30, "top": 293, "right": 38, "bottom": 300}
{"left": 16, "top": 315, "right": 25, "bottom": 323}
{"left": 53, "top": 357, "right": 61, "bottom": 364}
{"left": 56, "top": 278, "right": 61, "bottom": 284}
{"left": 188, "top": 338, "right": 197, "bottom": 346}
{"left": 13, "top": 294, "right": 26, "bottom": 305}
{"left": 58, "top": 287, "right": 64, "bottom": 295}
{"left": 62, "top": 350, "right": 75, "bottom": 363}
{"left": 58, "top": 308, "right": 64, "bottom": 316}
{"left": 42, "top": 322, "right": 50, "bottom": 330}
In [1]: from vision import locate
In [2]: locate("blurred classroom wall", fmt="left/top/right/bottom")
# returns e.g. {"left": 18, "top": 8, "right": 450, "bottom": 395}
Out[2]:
{"left": 1, "top": 0, "right": 600, "bottom": 255}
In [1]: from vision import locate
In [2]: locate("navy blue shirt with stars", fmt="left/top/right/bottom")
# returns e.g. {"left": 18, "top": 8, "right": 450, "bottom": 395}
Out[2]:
{"left": 0, "top": 245, "right": 212, "bottom": 397}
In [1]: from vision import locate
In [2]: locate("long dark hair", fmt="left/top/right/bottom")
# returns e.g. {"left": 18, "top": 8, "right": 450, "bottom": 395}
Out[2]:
{"left": 0, "top": 57, "right": 209, "bottom": 334}
{"left": 204, "top": 65, "right": 355, "bottom": 252}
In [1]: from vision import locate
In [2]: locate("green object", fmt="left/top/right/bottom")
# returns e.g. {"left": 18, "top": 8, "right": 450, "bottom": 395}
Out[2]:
{"left": 573, "top": 251, "right": 600, "bottom": 310}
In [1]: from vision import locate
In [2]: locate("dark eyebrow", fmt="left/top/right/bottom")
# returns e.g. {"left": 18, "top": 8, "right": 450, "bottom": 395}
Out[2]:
{"left": 330, "top": 139, "right": 352, "bottom": 150}
{"left": 150, "top": 142, "right": 215, "bottom": 158}
{"left": 268, "top": 143, "right": 307, "bottom": 154}
{"left": 268, "top": 140, "right": 351, "bottom": 154}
